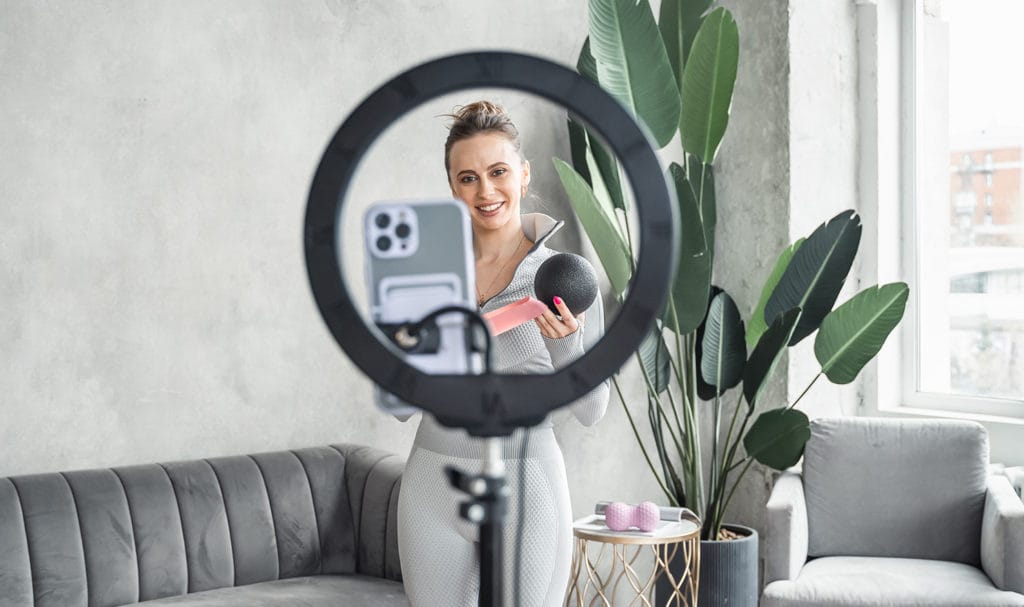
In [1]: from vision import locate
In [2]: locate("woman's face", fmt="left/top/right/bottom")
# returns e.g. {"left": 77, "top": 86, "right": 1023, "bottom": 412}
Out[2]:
{"left": 448, "top": 133, "right": 530, "bottom": 234}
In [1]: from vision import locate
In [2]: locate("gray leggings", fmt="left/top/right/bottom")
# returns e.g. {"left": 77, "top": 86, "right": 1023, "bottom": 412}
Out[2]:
{"left": 397, "top": 439, "right": 573, "bottom": 606}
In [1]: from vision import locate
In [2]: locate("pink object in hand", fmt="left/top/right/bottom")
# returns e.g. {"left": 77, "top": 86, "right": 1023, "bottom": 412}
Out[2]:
{"left": 604, "top": 501, "right": 660, "bottom": 532}
{"left": 482, "top": 296, "right": 549, "bottom": 335}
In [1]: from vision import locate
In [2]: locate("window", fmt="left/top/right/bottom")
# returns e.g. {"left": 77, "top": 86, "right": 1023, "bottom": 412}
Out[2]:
{"left": 908, "top": 0, "right": 1024, "bottom": 414}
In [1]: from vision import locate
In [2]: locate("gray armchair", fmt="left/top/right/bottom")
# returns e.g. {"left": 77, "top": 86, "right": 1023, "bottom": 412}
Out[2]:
{"left": 762, "top": 417, "right": 1024, "bottom": 607}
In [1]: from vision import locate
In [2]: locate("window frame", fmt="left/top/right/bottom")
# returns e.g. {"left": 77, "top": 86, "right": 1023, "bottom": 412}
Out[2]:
{"left": 857, "top": 0, "right": 1024, "bottom": 430}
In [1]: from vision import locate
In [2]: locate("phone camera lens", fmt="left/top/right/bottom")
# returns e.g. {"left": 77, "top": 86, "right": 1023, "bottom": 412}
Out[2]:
{"left": 395, "top": 223, "right": 411, "bottom": 238}
{"left": 376, "top": 236, "right": 392, "bottom": 252}
{"left": 375, "top": 213, "right": 391, "bottom": 229}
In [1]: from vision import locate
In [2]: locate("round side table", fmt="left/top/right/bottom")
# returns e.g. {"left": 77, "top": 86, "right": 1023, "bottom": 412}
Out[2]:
{"left": 563, "top": 515, "right": 700, "bottom": 607}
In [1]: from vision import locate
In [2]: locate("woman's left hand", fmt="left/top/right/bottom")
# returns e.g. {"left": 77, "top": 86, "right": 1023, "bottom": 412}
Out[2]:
{"left": 535, "top": 296, "right": 585, "bottom": 339}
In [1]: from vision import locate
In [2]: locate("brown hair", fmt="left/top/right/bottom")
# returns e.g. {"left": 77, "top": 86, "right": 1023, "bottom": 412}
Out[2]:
{"left": 443, "top": 101, "right": 523, "bottom": 174}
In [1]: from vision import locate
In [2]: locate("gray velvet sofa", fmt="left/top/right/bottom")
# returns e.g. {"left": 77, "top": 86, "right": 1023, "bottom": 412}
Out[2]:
{"left": 0, "top": 444, "right": 409, "bottom": 606}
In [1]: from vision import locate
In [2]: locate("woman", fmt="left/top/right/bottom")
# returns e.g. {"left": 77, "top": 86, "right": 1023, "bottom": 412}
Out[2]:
{"left": 396, "top": 101, "right": 610, "bottom": 606}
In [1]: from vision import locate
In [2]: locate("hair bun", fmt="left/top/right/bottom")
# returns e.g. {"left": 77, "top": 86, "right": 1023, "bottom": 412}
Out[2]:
{"left": 451, "top": 100, "right": 508, "bottom": 122}
{"left": 443, "top": 100, "right": 523, "bottom": 172}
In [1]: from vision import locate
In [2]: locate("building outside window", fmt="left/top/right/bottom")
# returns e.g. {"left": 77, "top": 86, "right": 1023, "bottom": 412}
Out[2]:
{"left": 915, "top": 0, "right": 1024, "bottom": 411}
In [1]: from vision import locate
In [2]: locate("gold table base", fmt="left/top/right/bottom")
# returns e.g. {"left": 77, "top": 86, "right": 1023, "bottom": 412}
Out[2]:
{"left": 563, "top": 529, "right": 699, "bottom": 607}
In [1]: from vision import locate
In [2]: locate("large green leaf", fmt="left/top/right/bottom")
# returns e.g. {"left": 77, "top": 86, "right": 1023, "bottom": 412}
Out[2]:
{"left": 700, "top": 291, "right": 746, "bottom": 393}
{"left": 743, "top": 408, "right": 810, "bottom": 471}
{"left": 586, "top": 130, "right": 626, "bottom": 212}
{"left": 815, "top": 283, "right": 909, "bottom": 384}
{"left": 747, "top": 238, "right": 804, "bottom": 349}
{"left": 679, "top": 7, "right": 739, "bottom": 163}
{"left": 574, "top": 38, "right": 626, "bottom": 211}
{"left": 567, "top": 119, "right": 592, "bottom": 185}
{"left": 640, "top": 324, "right": 672, "bottom": 394}
{"left": 743, "top": 308, "right": 800, "bottom": 410}
{"left": 577, "top": 37, "right": 599, "bottom": 83}
{"left": 588, "top": 0, "right": 681, "bottom": 147}
{"left": 687, "top": 156, "right": 716, "bottom": 258}
{"left": 765, "top": 210, "right": 862, "bottom": 345}
{"left": 658, "top": 0, "right": 713, "bottom": 90}
{"left": 665, "top": 161, "right": 711, "bottom": 334}
{"left": 553, "top": 158, "right": 633, "bottom": 295}
{"left": 695, "top": 285, "right": 722, "bottom": 401}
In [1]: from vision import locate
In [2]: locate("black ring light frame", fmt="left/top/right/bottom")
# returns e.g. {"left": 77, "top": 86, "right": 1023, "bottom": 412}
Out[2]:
{"left": 305, "top": 52, "right": 679, "bottom": 437}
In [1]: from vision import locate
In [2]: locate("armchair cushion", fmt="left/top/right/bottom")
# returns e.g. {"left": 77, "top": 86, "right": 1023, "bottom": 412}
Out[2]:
{"left": 762, "top": 556, "right": 1024, "bottom": 607}
{"left": 982, "top": 474, "right": 1024, "bottom": 595}
{"left": 765, "top": 470, "right": 808, "bottom": 585}
{"left": 803, "top": 418, "right": 988, "bottom": 563}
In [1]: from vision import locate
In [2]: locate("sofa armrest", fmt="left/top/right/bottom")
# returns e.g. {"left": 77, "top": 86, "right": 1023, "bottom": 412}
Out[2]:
{"left": 1005, "top": 466, "right": 1024, "bottom": 497}
{"left": 982, "top": 474, "right": 1024, "bottom": 594}
{"left": 333, "top": 444, "right": 406, "bottom": 582}
{"left": 764, "top": 469, "right": 808, "bottom": 585}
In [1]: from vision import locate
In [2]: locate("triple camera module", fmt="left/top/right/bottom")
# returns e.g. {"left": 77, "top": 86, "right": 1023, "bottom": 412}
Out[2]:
{"left": 366, "top": 204, "right": 419, "bottom": 258}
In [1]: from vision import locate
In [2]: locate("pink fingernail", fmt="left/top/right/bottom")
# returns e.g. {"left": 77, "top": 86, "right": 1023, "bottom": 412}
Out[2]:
{"left": 553, "top": 296, "right": 563, "bottom": 306}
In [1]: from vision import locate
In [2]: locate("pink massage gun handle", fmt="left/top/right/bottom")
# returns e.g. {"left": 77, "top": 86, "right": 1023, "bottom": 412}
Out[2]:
{"left": 483, "top": 296, "right": 549, "bottom": 335}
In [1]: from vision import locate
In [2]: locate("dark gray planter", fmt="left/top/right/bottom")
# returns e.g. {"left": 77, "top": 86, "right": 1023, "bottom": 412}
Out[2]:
{"left": 659, "top": 524, "right": 758, "bottom": 606}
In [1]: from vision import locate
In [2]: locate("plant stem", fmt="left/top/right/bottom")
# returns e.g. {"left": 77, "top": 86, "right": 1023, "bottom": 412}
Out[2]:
{"left": 719, "top": 457, "right": 756, "bottom": 525}
{"left": 613, "top": 376, "right": 677, "bottom": 505}
{"left": 686, "top": 333, "right": 705, "bottom": 518}
{"left": 635, "top": 351, "right": 688, "bottom": 471}
{"left": 789, "top": 372, "right": 823, "bottom": 410}
{"left": 669, "top": 302, "right": 703, "bottom": 518}
{"left": 668, "top": 303, "right": 688, "bottom": 395}
{"left": 708, "top": 391, "right": 744, "bottom": 532}
{"left": 719, "top": 391, "right": 745, "bottom": 472}
{"left": 663, "top": 299, "right": 689, "bottom": 455}
{"left": 707, "top": 390, "right": 722, "bottom": 519}
{"left": 621, "top": 199, "right": 635, "bottom": 263}
{"left": 720, "top": 410, "right": 753, "bottom": 491}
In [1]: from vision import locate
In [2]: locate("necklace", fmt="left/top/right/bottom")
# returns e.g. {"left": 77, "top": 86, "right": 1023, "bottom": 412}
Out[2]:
{"left": 476, "top": 232, "right": 528, "bottom": 306}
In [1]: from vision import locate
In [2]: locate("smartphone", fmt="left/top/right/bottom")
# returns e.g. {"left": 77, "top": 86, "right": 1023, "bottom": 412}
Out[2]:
{"left": 363, "top": 199, "right": 479, "bottom": 415}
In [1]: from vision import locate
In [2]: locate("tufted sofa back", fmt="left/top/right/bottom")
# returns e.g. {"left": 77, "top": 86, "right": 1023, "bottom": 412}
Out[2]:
{"left": 0, "top": 444, "right": 403, "bottom": 607}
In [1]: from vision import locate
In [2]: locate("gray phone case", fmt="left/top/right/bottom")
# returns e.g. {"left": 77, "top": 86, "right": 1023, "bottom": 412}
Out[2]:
{"left": 365, "top": 199, "right": 475, "bottom": 319}
{"left": 363, "top": 199, "right": 478, "bottom": 414}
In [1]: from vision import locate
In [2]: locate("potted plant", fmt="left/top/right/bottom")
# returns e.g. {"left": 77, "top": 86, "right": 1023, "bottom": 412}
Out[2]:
{"left": 554, "top": 0, "right": 909, "bottom": 604}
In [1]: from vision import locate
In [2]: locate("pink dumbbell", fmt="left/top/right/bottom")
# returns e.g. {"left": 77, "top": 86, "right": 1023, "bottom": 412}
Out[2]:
{"left": 604, "top": 501, "right": 660, "bottom": 532}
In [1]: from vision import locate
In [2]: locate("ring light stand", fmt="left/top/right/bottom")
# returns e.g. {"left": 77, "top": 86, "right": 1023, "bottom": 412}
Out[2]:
{"left": 304, "top": 51, "right": 679, "bottom": 607}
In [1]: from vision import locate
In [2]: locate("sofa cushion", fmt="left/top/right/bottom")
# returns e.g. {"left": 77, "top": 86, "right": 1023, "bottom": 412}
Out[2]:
{"left": 803, "top": 417, "right": 988, "bottom": 563}
{"left": 138, "top": 575, "right": 409, "bottom": 606}
{"left": 762, "top": 556, "right": 1024, "bottom": 607}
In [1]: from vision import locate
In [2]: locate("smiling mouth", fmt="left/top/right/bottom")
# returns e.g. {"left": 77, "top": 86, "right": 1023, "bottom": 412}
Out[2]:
{"left": 476, "top": 201, "right": 505, "bottom": 215}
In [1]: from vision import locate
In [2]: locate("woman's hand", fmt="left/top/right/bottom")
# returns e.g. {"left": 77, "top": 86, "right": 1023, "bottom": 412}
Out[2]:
{"left": 535, "top": 296, "right": 585, "bottom": 339}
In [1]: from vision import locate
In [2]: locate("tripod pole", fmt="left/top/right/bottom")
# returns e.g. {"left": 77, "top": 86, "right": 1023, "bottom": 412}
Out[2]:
{"left": 445, "top": 437, "right": 508, "bottom": 607}
{"left": 478, "top": 438, "right": 505, "bottom": 607}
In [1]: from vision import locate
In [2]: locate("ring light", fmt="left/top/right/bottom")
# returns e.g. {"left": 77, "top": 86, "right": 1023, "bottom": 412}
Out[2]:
{"left": 305, "top": 51, "right": 679, "bottom": 437}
